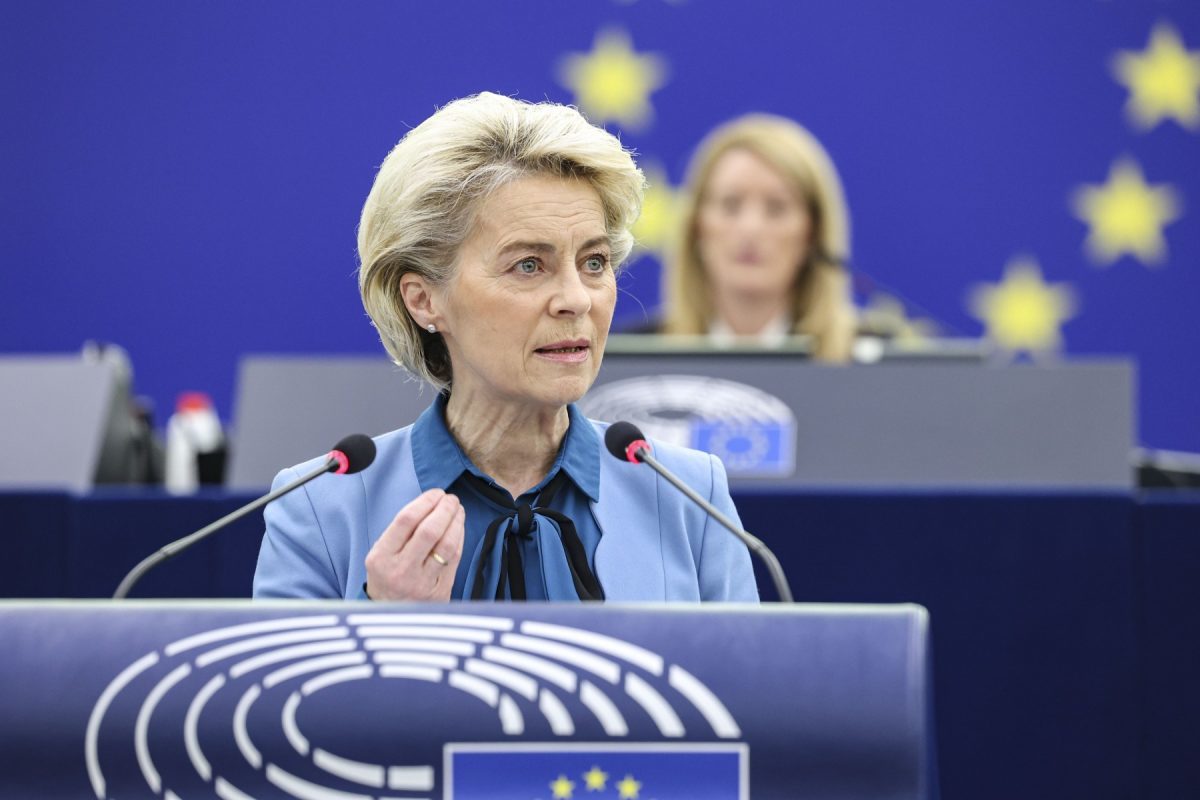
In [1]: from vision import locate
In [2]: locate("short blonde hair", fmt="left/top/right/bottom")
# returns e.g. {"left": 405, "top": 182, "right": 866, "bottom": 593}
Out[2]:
{"left": 358, "top": 92, "right": 644, "bottom": 390}
{"left": 663, "top": 114, "right": 855, "bottom": 360}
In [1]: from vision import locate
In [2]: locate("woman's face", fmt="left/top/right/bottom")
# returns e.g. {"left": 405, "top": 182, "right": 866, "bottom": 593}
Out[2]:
{"left": 435, "top": 174, "right": 616, "bottom": 410}
{"left": 696, "top": 147, "right": 813, "bottom": 303}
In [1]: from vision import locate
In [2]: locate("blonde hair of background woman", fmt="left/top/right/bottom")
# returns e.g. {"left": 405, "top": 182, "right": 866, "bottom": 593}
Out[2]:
{"left": 663, "top": 114, "right": 855, "bottom": 361}
{"left": 358, "top": 92, "right": 644, "bottom": 391}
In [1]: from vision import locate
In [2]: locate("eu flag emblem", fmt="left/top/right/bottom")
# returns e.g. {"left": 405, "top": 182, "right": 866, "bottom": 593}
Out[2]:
{"left": 446, "top": 743, "right": 747, "bottom": 799}
{"left": 693, "top": 419, "right": 794, "bottom": 477}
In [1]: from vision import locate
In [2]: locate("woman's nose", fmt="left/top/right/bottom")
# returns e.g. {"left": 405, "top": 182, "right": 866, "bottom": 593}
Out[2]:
{"left": 550, "top": 267, "right": 592, "bottom": 316}
{"left": 732, "top": 204, "right": 767, "bottom": 235}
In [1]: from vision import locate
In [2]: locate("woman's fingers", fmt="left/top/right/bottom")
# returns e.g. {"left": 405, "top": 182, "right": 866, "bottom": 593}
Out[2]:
{"left": 401, "top": 492, "right": 461, "bottom": 560}
{"left": 425, "top": 504, "right": 466, "bottom": 601}
{"left": 375, "top": 489, "right": 446, "bottom": 553}
{"left": 425, "top": 504, "right": 466, "bottom": 571}
{"left": 366, "top": 491, "right": 463, "bottom": 601}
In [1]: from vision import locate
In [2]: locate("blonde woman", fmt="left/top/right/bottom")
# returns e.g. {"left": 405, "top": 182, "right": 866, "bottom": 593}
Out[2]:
{"left": 662, "top": 114, "right": 856, "bottom": 361}
{"left": 254, "top": 93, "right": 758, "bottom": 603}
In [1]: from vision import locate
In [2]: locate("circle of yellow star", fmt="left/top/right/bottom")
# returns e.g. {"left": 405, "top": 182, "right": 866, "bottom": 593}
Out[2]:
{"left": 1071, "top": 158, "right": 1181, "bottom": 267}
{"left": 616, "top": 774, "right": 642, "bottom": 799}
{"left": 1112, "top": 21, "right": 1200, "bottom": 131}
{"left": 631, "top": 162, "right": 682, "bottom": 257}
{"left": 582, "top": 766, "right": 608, "bottom": 791}
{"left": 558, "top": 28, "right": 668, "bottom": 131}
{"left": 967, "top": 257, "right": 1078, "bottom": 353}
{"left": 550, "top": 774, "right": 575, "bottom": 799}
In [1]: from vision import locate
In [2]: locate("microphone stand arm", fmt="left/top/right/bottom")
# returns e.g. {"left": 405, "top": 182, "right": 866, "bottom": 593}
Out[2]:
{"left": 638, "top": 449, "right": 794, "bottom": 603}
{"left": 112, "top": 458, "right": 335, "bottom": 600}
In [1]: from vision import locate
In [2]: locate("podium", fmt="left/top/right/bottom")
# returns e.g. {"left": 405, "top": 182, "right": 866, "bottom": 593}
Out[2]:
{"left": 0, "top": 601, "right": 935, "bottom": 799}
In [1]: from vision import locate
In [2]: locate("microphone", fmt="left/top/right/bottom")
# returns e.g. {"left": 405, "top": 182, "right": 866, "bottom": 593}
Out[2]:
{"left": 604, "top": 421, "right": 794, "bottom": 603}
{"left": 113, "top": 434, "right": 376, "bottom": 599}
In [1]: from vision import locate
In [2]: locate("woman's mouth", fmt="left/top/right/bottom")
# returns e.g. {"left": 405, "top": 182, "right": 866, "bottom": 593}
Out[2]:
{"left": 535, "top": 341, "right": 591, "bottom": 363}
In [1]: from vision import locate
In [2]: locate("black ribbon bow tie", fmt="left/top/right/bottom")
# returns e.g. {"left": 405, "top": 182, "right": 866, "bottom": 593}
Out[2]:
{"left": 461, "top": 470, "right": 604, "bottom": 602}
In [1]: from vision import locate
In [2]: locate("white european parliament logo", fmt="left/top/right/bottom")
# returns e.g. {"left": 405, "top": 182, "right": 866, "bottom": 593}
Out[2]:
{"left": 85, "top": 614, "right": 746, "bottom": 799}
{"left": 581, "top": 376, "right": 797, "bottom": 477}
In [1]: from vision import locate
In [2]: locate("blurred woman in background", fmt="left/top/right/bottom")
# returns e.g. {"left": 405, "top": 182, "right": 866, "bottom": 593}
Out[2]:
{"left": 661, "top": 114, "right": 856, "bottom": 360}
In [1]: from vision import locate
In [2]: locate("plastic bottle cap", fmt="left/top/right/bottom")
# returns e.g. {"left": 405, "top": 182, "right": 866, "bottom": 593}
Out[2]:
{"left": 176, "top": 391, "right": 213, "bottom": 412}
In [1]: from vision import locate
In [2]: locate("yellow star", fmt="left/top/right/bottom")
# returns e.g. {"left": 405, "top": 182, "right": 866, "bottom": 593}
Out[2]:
{"left": 550, "top": 774, "right": 575, "bottom": 799}
{"left": 1112, "top": 21, "right": 1200, "bottom": 131}
{"left": 616, "top": 774, "right": 642, "bottom": 799}
{"left": 968, "top": 257, "right": 1078, "bottom": 353}
{"left": 558, "top": 29, "right": 667, "bottom": 131}
{"left": 631, "top": 162, "right": 682, "bottom": 257}
{"left": 582, "top": 766, "right": 608, "bottom": 791}
{"left": 1071, "top": 158, "right": 1181, "bottom": 266}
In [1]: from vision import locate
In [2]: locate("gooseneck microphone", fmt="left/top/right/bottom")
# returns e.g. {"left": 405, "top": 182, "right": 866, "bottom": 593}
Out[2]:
{"left": 113, "top": 433, "right": 377, "bottom": 600}
{"left": 604, "top": 421, "right": 794, "bottom": 603}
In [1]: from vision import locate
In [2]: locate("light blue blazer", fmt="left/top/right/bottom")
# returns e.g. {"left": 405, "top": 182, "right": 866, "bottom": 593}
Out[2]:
{"left": 253, "top": 420, "right": 759, "bottom": 602}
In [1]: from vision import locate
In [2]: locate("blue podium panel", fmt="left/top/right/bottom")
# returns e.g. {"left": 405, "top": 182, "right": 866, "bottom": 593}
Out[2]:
{"left": 0, "top": 602, "right": 934, "bottom": 800}
{"left": 0, "top": 491, "right": 71, "bottom": 597}
{"left": 63, "top": 490, "right": 263, "bottom": 600}
{"left": 735, "top": 490, "right": 1139, "bottom": 800}
{"left": 1139, "top": 494, "right": 1200, "bottom": 799}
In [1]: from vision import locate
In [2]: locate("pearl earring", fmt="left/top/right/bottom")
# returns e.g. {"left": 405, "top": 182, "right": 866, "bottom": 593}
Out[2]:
{"left": 426, "top": 324, "right": 437, "bottom": 333}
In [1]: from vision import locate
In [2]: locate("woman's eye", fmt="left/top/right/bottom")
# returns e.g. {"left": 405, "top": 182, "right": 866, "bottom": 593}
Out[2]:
{"left": 514, "top": 258, "right": 539, "bottom": 274}
{"left": 584, "top": 255, "right": 608, "bottom": 272}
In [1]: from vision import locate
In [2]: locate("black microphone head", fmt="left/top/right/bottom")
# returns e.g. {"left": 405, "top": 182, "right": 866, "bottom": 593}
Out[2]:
{"left": 604, "top": 421, "right": 650, "bottom": 464}
{"left": 329, "top": 433, "right": 376, "bottom": 475}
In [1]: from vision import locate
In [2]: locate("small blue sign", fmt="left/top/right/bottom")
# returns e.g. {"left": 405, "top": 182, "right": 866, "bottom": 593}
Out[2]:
{"left": 693, "top": 420, "right": 794, "bottom": 477}
{"left": 447, "top": 744, "right": 746, "bottom": 799}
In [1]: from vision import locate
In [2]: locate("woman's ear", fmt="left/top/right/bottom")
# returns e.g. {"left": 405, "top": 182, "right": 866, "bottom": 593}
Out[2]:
{"left": 399, "top": 273, "right": 439, "bottom": 329}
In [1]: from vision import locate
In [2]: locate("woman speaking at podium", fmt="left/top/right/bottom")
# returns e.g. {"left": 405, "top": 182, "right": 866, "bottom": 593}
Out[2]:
{"left": 253, "top": 93, "right": 758, "bottom": 603}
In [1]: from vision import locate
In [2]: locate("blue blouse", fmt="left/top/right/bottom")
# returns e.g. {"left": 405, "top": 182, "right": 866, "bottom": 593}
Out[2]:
{"left": 410, "top": 395, "right": 603, "bottom": 601}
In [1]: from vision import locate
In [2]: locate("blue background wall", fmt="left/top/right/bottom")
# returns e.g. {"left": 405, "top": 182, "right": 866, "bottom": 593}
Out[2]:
{"left": 3, "top": 1, "right": 1198, "bottom": 452}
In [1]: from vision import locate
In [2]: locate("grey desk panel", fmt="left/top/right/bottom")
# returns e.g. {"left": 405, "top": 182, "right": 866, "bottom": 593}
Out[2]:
{"left": 228, "top": 354, "right": 1134, "bottom": 490}
{"left": 227, "top": 356, "right": 433, "bottom": 489}
{"left": 588, "top": 356, "right": 1134, "bottom": 489}
{"left": 0, "top": 357, "right": 116, "bottom": 491}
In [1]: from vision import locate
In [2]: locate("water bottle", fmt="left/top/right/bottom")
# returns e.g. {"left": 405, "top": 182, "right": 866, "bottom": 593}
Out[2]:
{"left": 164, "top": 392, "right": 225, "bottom": 494}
